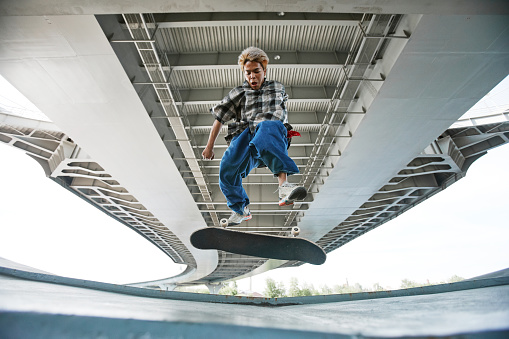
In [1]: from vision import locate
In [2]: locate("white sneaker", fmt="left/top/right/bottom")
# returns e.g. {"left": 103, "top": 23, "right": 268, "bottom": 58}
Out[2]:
{"left": 226, "top": 206, "right": 252, "bottom": 226}
{"left": 279, "top": 183, "right": 307, "bottom": 206}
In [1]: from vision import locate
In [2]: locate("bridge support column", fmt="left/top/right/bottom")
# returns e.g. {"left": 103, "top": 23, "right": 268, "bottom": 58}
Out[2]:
{"left": 206, "top": 283, "right": 224, "bottom": 294}
{"left": 158, "top": 284, "right": 177, "bottom": 291}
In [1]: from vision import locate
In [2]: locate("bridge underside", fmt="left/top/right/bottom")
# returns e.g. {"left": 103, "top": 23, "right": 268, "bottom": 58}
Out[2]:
{"left": 0, "top": 1, "right": 508, "bottom": 287}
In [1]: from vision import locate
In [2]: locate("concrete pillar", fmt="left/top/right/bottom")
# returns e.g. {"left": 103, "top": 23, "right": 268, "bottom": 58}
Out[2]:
{"left": 205, "top": 283, "right": 223, "bottom": 294}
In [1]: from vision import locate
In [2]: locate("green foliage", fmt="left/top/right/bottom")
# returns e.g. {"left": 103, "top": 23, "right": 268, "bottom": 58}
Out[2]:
{"left": 288, "top": 277, "right": 300, "bottom": 297}
{"left": 320, "top": 284, "right": 333, "bottom": 295}
{"left": 443, "top": 275, "right": 465, "bottom": 283}
{"left": 219, "top": 281, "right": 238, "bottom": 296}
{"left": 175, "top": 286, "right": 210, "bottom": 294}
{"left": 301, "top": 282, "right": 317, "bottom": 296}
{"left": 264, "top": 278, "right": 286, "bottom": 298}
{"left": 287, "top": 277, "right": 320, "bottom": 296}
{"left": 401, "top": 275, "right": 464, "bottom": 289}
{"left": 183, "top": 274, "right": 467, "bottom": 297}
{"left": 332, "top": 283, "right": 365, "bottom": 294}
{"left": 400, "top": 278, "right": 422, "bottom": 289}
{"left": 400, "top": 278, "right": 434, "bottom": 288}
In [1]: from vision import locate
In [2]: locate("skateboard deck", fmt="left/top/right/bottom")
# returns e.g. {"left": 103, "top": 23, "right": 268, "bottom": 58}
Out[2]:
{"left": 190, "top": 227, "right": 326, "bottom": 265}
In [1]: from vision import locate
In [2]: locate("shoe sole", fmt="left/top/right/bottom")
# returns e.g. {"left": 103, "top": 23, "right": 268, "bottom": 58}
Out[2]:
{"left": 279, "top": 186, "right": 307, "bottom": 206}
{"left": 228, "top": 213, "right": 252, "bottom": 226}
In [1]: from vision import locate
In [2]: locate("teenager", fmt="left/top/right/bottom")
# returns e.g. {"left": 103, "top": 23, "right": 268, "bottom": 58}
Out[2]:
{"left": 202, "top": 47, "right": 306, "bottom": 225}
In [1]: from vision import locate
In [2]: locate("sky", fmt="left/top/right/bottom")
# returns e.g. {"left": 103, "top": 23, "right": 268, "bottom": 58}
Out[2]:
{"left": 0, "top": 75, "right": 508, "bottom": 293}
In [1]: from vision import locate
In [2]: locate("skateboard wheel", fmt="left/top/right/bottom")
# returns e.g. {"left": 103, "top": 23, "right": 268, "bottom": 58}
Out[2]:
{"left": 220, "top": 218, "right": 228, "bottom": 228}
{"left": 291, "top": 227, "right": 300, "bottom": 236}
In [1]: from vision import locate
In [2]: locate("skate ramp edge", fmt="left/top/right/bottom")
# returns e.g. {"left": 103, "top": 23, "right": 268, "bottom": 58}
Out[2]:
{"left": 0, "top": 263, "right": 508, "bottom": 306}
{"left": 1, "top": 260, "right": 509, "bottom": 338}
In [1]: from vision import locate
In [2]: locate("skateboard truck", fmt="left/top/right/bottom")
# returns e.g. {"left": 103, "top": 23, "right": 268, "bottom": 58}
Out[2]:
{"left": 220, "top": 218, "right": 300, "bottom": 238}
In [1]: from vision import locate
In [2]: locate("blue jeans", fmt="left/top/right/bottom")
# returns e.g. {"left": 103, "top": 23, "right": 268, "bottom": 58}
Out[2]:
{"left": 219, "top": 120, "right": 299, "bottom": 214}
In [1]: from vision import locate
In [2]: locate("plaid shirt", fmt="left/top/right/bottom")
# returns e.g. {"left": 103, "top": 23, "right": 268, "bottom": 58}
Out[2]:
{"left": 211, "top": 80, "right": 289, "bottom": 142}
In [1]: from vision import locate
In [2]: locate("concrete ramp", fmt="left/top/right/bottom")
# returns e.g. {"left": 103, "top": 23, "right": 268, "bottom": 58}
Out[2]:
{"left": 1, "top": 259, "right": 508, "bottom": 338}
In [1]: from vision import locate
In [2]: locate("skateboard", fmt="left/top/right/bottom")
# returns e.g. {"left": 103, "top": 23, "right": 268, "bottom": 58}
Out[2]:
{"left": 190, "top": 226, "right": 326, "bottom": 265}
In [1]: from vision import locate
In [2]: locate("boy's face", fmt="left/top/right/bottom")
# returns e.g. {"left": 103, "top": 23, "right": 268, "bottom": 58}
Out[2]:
{"left": 244, "top": 61, "right": 266, "bottom": 90}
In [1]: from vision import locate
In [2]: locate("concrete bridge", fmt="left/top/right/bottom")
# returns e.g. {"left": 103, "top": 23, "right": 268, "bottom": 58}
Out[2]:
{"left": 1, "top": 2, "right": 509, "bottom": 336}
{"left": 2, "top": 0, "right": 508, "bottom": 289}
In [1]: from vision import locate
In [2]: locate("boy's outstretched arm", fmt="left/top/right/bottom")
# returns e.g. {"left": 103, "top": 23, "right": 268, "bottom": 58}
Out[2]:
{"left": 202, "top": 119, "right": 222, "bottom": 160}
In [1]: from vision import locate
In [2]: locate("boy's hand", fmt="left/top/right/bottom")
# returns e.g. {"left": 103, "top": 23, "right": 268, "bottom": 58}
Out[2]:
{"left": 202, "top": 147, "right": 215, "bottom": 160}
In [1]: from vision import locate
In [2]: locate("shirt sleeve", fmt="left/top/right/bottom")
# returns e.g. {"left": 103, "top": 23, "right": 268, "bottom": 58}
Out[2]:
{"left": 271, "top": 81, "right": 289, "bottom": 124}
{"left": 281, "top": 84, "right": 289, "bottom": 112}
{"left": 210, "top": 86, "right": 245, "bottom": 124}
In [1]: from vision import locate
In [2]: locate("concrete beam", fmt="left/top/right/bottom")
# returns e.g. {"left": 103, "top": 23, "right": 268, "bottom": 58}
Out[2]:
{"left": 148, "top": 51, "right": 348, "bottom": 71}
{"left": 1, "top": 0, "right": 509, "bottom": 16}
{"left": 171, "top": 86, "right": 337, "bottom": 105}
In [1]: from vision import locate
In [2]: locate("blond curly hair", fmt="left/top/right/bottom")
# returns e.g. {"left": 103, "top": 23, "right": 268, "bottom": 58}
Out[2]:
{"left": 238, "top": 46, "right": 269, "bottom": 70}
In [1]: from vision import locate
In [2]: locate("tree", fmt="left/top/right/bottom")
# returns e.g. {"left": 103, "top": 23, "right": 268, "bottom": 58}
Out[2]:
{"left": 176, "top": 286, "right": 210, "bottom": 294}
{"left": 288, "top": 277, "right": 301, "bottom": 297}
{"left": 446, "top": 275, "right": 464, "bottom": 283}
{"left": 300, "top": 282, "right": 317, "bottom": 296}
{"left": 352, "top": 283, "right": 364, "bottom": 293}
{"left": 332, "top": 284, "right": 346, "bottom": 294}
{"left": 332, "top": 283, "right": 365, "bottom": 294}
{"left": 219, "top": 281, "right": 238, "bottom": 296}
{"left": 320, "top": 284, "right": 333, "bottom": 295}
{"left": 401, "top": 279, "right": 426, "bottom": 289}
{"left": 287, "top": 278, "right": 321, "bottom": 296}
{"left": 264, "top": 278, "right": 286, "bottom": 298}
{"left": 372, "top": 282, "right": 385, "bottom": 291}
